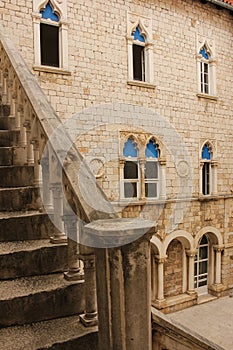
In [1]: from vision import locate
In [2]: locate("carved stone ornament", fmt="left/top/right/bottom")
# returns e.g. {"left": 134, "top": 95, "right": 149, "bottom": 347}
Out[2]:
{"left": 88, "top": 157, "right": 105, "bottom": 178}
{"left": 176, "top": 160, "right": 190, "bottom": 177}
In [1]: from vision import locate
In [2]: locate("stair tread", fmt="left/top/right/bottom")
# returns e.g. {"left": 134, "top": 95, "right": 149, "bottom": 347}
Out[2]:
{"left": 0, "top": 315, "right": 97, "bottom": 350}
{"left": 0, "top": 273, "right": 82, "bottom": 300}
{"left": 0, "top": 239, "right": 66, "bottom": 254}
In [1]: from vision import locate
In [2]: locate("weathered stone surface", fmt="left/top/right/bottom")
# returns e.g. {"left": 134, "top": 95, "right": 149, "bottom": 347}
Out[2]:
{"left": 0, "top": 273, "right": 85, "bottom": 327}
{"left": 0, "top": 130, "right": 10, "bottom": 147}
{"left": 0, "top": 116, "right": 9, "bottom": 130}
{"left": 0, "top": 212, "right": 54, "bottom": 241}
{"left": 0, "top": 315, "right": 98, "bottom": 350}
{"left": 0, "top": 239, "right": 68, "bottom": 279}
{"left": 0, "top": 186, "right": 40, "bottom": 211}
{"left": 0, "top": 147, "right": 12, "bottom": 166}
{"left": 0, "top": 165, "right": 34, "bottom": 187}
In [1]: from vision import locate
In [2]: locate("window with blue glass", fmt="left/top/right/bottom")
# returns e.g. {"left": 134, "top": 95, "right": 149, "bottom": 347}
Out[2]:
{"left": 40, "top": 1, "right": 60, "bottom": 67}
{"left": 145, "top": 140, "right": 159, "bottom": 198}
{"left": 199, "top": 46, "right": 210, "bottom": 94}
{"left": 202, "top": 144, "right": 211, "bottom": 195}
{"left": 132, "top": 27, "right": 145, "bottom": 81}
{"left": 123, "top": 138, "right": 139, "bottom": 198}
{"left": 197, "top": 42, "right": 216, "bottom": 97}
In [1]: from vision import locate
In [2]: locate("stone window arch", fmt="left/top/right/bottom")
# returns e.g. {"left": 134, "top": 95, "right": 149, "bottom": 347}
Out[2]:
{"left": 32, "top": 0, "right": 69, "bottom": 73}
{"left": 196, "top": 40, "right": 216, "bottom": 97}
{"left": 200, "top": 141, "right": 217, "bottom": 196}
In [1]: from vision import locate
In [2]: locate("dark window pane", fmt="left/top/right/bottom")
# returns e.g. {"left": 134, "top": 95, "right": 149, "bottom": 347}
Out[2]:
{"left": 133, "top": 44, "right": 145, "bottom": 81}
{"left": 194, "top": 262, "right": 197, "bottom": 276}
{"left": 145, "top": 183, "right": 157, "bottom": 198}
{"left": 199, "top": 261, "right": 208, "bottom": 275}
{"left": 199, "top": 246, "right": 208, "bottom": 259}
{"left": 200, "top": 234, "right": 208, "bottom": 245}
{"left": 124, "top": 161, "right": 138, "bottom": 179}
{"left": 145, "top": 162, "right": 158, "bottom": 179}
{"left": 202, "top": 162, "right": 210, "bottom": 195}
{"left": 199, "top": 279, "right": 207, "bottom": 287}
{"left": 40, "top": 23, "right": 59, "bottom": 67}
{"left": 124, "top": 182, "right": 137, "bottom": 198}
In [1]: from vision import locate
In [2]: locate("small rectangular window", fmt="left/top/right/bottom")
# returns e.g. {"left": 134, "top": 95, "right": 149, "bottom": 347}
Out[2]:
{"left": 133, "top": 44, "right": 145, "bottom": 81}
{"left": 145, "top": 161, "right": 159, "bottom": 198}
{"left": 40, "top": 23, "right": 59, "bottom": 67}
{"left": 202, "top": 162, "right": 210, "bottom": 195}
{"left": 124, "top": 161, "right": 138, "bottom": 179}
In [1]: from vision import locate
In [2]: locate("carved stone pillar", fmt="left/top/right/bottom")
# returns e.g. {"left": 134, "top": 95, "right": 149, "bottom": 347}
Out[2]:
{"left": 159, "top": 158, "right": 166, "bottom": 200}
{"left": 84, "top": 218, "right": 155, "bottom": 350}
{"left": 40, "top": 156, "right": 53, "bottom": 212}
{"left": 139, "top": 158, "right": 146, "bottom": 200}
{"left": 119, "top": 158, "right": 125, "bottom": 198}
{"left": 31, "top": 140, "right": 40, "bottom": 185}
{"left": 211, "top": 161, "right": 218, "bottom": 196}
{"left": 186, "top": 249, "right": 197, "bottom": 294}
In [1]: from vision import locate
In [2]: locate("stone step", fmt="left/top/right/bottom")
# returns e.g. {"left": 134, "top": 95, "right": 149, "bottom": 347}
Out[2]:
{"left": 0, "top": 165, "right": 34, "bottom": 187}
{"left": 0, "top": 211, "right": 55, "bottom": 241}
{"left": 0, "top": 130, "right": 11, "bottom": 146}
{"left": 0, "top": 273, "right": 85, "bottom": 327}
{"left": 0, "top": 239, "right": 68, "bottom": 279}
{"left": 0, "top": 186, "right": 41, "bottom": 211}
{"left": 0, "top": 315, "right": 98, "bottom": 350}
{"left": 0, "top": 116, "right": 10, "bottom": 130}
{"left": 0, "top": 147, "right": 13, "bottom": 165}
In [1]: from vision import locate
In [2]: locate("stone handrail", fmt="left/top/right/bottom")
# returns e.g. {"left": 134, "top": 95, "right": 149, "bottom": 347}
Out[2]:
{"left": 0, "top": 23, "right": 117, "bottom": 229}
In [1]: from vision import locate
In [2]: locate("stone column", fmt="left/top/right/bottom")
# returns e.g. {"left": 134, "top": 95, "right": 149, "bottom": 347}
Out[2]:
{"left": 159, "top": 158, "right": 166, "bottom": 200}
{"left": 156, "top": 256, "right": 166, "bottom": 301}
{"left": 139, "top": 158, "right": 146, "bottom": 200}
{"left": 127, "top": 38, "right": 133, "bottom": 81}
{"left": 79, "top": 245, "right": 98, "bottom": 327}
{"left": 84, "top": 218, "right": 156, "bottom": 350}
{"left": 63, "top": 214, "right": 84, "bottom": 281}
{"left": 40, "top": 156, "right": 53, "bottom": 212}
{"left": 119, "top": 158, "right": 125, "bottom": 198}
{"left": 186, "top": 250, "right": 197, "bottom": 294}
{"left": 213, "top": 245, "right": 224, "bottom": 285}
{"left": 211, "top": 161, "right": 218, "bottom": 196}
{"left": 31, "top": 140, "right": 40, "bottom": 186}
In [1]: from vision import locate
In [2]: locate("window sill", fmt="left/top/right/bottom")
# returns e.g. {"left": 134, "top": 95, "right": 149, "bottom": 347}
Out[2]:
{"left": 197, "top": 93, "right": 218, "bottom": 101}
{"left": 198, "top": 194, "right": 219, "bottom": 202}
{"left": 127, "top": 80, "right": 156, "bottom": 89}
{"left": 112, "top": 198, "right": 165, "bottom": 207}
{"left": 33, "top": 65, "right": 71, "bottom": 75}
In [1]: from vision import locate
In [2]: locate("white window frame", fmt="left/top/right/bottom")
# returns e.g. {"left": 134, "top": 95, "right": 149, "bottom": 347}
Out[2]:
{"left": 122, "top": 157, "right": 140, "bottom": 199}
{"left": 199, "top": 141, "right": 218, "bottom": 197}
{"left": 145, "top": 158, "right": 159, "bottom": 199}
{"left": 127, "top": 12, "right": 154, "bottom": 87}
{"left": 32, "top": 0, "right": 69, "bottom": 74}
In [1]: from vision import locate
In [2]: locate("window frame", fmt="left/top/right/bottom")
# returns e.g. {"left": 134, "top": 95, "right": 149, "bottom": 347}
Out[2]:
{"left": 145, "top": 158, "right": 159, "bottom": 199}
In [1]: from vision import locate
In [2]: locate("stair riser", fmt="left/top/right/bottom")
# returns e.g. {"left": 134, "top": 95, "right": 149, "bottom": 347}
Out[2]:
{"left": 0, "top": 245, "right": 68, "bottom": 279}
{"left": 0, "top": 116, "right": 9, "bottom": 130}
{"left": 0, "top": 214, "right": 55, "bottom": 241}
{"left": 0, "top": 187, "right": 41, "bottom": 211}
{"left": 0, "top": 166, "right": 34, "bottom": 187}
{"left": 39, "top": 333, "right": 98, "bottom": 350}
{"left": 0, "top": 283, "right": 85, "bottom": 327}
{"left": 0, "top": 131, "right": 11, "bottom": 147}
{"left": 0, "top": 148, "right": 13, "bottom": 165}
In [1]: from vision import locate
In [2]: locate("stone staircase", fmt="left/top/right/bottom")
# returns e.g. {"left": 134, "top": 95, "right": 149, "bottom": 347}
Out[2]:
{"left": 0, "top": 112, "right": 97, "bottom": 349}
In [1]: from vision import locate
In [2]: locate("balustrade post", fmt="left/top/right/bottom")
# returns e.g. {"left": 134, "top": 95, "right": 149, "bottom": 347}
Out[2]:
{"left": 31, "top": 140, "right": 41, "bottom": 185}
{"left": 50, "top": 183, "right": 67, "bottom": 244}
{"left": 63, "top": 214, "right": 84, "bottom": 281}
{"left": 40, "top": 156, "right": 53, "bottom": 212}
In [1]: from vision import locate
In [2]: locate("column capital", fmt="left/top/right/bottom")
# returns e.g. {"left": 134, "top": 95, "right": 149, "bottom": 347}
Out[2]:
{"left": 155, "top": 255, "right": 167, "bottom": 264}
{"left": 213, "top": 244, "right": 224, "bottom": 252}
{"left": 159, "top": 158, "right": 166, "bottom": 166}
{"left": 186, "top": 249, "right": 197, "bottom": 257}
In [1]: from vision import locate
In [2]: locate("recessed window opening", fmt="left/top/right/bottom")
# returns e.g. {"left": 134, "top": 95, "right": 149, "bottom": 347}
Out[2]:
{"left": 123, "top": 138, "right": 139, "bottom": 198}
{"left": 132, "top": 27, "right": 145, "bottom": 82}
{"left": 145, "top": 140, "right": 159, "bottom": 198}
{"left": 202, "top": 143, "right": 211, "bottom": 195}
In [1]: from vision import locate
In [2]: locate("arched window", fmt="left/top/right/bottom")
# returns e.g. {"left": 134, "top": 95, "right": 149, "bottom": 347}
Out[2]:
{"left": 132, "top": 27, "right": 145, "bottom": 82}
{"left": 33, "top": 0, "right": 69, "bottom": 72}
{"left": 202, "top": 143, "right": 211, "bottom": 195}
{"left": 127, "top": 13, "right": 154, "bottom": 86}
{"left": 194, "top": 235, "right": 209, "bottom": 294}
{"left": 145, "top": 140, "right": 159, "bottom": 198}
{"left": 200, "top": 142, "right": 217, "bottom": 196}
{"left": 123, "top": 138, "right": 139, "bottom": 198}
{"left": 40, "top": 2, "right": 60, "bottom": 67}
{"left": 197, "top": 41, "right": 216, "bottom": 97}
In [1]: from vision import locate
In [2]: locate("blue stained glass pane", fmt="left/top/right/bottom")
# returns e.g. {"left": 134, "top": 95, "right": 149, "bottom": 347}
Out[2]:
{"left": 202, "top": 144, "right": 211, "bottom": 160}
{"left": 200, "top": 47, "right": 209, "bottom": 59}
{"left": 145, "top": 140, "right": 158, "bottom": 158}
{"left": 132, "top": 27, "right": 145, "bottom": 43}
{"left": 123, "top": 138, "right": 138, "bottom": 157}
{"left": 40, "top": 2, "right": 59, "bottom": 22}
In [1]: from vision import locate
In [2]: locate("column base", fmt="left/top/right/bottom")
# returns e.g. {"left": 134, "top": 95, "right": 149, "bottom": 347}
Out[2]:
{"left": 64, "top": 269, "right": 84, "bottom": 281}
{"left": 79, "top": 312, "right": 98, "bottom": 327}
{"left": 50, "top": 234, "right": 67, "bottom": 244}
{"left": 186, "top": 290, "right": 197, "bottom": 296}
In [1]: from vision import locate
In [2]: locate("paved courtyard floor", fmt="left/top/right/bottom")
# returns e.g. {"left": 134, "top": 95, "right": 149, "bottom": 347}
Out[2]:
{"left": 169, "top": 296, "right": 233, "bottom": 350}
